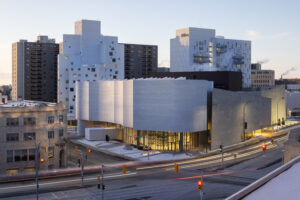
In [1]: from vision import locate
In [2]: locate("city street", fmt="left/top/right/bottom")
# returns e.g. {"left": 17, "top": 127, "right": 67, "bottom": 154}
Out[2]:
{"left": 0, "top": 135, "right": 287, "bottom": 200}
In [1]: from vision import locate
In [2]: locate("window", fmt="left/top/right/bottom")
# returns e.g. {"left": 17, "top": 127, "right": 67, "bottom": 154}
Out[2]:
{"left": 6, "top": 133, "right": 19, "bottom": 142}
{"left": 48, "top": 116, "right": 54, "bottom": 124}
{"left": 24, "top": 132, "right": 36, "bottom": 141}
{"left": 48, "top": 146, "right": 54, "bottom": 158}
{"left": 48, "top": 131, "right": 54, "bottom": 139}
{"left": 7, "top": 150, "right": 13, "bottom": 163}
{"left": 65, "top": 56, "right": 69, "bottom": 60}
{"left": 59, "top": 129, "right": 64, "bottom": 137}
{"left": 29, "top": 149, "right": 35, "bottom": 161}
{"left": 14, "top": 149, "right": 27, "bottom": 162}
{"left": 109, "top": 52, "right": 113, "bottom": 56}
{"left": 6, "top": 118, "right": 19, "bottom": 126}
{"left": 114, "top": 64, "right": 118, "bottom": 69}
{"left": 24, "top": 117, "right": 36, "bottom": 126}
{"left": 6, "top": 169, "right": 19, "bottom": 176}
{"left": 112, "top": 58, "right": 116, "bottom": 62}
{"left": 91, "top": 68, "right": 95, "bottom": 72}
{"left": 59, "top": 115, "right": 64, "bottom": 122}
{"left": 70, "top": 88, "right": 74, "bottom": 92}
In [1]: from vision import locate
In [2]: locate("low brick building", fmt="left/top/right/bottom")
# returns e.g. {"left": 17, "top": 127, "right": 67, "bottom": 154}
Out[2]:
{"left": 0, "top": 101, "right": 67, "bottom": 176}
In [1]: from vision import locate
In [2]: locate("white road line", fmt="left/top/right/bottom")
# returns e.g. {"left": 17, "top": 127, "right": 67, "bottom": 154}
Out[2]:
{"left": 0, "top": 172, "right": 137, "bottom": 191}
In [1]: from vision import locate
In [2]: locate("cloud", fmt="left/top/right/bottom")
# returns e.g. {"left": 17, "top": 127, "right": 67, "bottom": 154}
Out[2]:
{"left": 0, "top": 73, "right": 11, "bottom": 85}
{"left": 245, "top": 30, "right": 292, "bottom": 41}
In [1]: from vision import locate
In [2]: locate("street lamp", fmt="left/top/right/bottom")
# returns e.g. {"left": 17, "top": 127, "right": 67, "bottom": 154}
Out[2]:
{"left": 28, "top": 135, "right": 40, "bottom": 200}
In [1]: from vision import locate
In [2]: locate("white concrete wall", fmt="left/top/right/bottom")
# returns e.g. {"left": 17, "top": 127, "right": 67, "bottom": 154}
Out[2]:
{"left": 76, "top": 79, "right": 212, "bottom": 133}
{"left": 85, "top": 127, "right": 117, "bottom": 141}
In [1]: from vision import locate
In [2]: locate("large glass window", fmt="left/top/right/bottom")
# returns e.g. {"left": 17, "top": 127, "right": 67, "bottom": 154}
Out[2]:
{"left": 59, "top": 129, "right": 64, "bottom": 137}
{"left": 24, "top": 132, "right": 36, "bottom": 141}
{"left": 59, "top": 115, "right": 64, "bottom": 122}
{"left": 14, "top": 150, "right": 27, "bottom": 162}
{"left": 48, "top": 116, "right": 54, "bottom": 124}
{"left": 6, "top": 118, "right": 19, "bottom": 126}
{"left": 29, "top": 149, "right": 35, "bottom": 161}
{"left": 24, "top": 117, "right": 36, "bottom": 126}
{"left": 48, "top": 131, "right": 54, "bottom": 139}
{"left": 6, "top": 133, "right": 19, "bottom": 142}
{"left": 7, "top": 150, "right": 13, "bottom": 163}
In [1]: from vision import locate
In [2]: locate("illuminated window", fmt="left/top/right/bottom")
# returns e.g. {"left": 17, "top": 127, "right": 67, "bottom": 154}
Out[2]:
{"left": 65, "top": 56, "right": 69, "bottom": 60}
{"left": 83, "top": 57, "right": 85, "bottom": 60}
{"left": 6, "top": 169, "right": 19, "bottom": 176}
{"left": 103, "top": 63, "right": 106, "bottom": 67}
{"left": 114, "top": 64, "right": 118, "bottom": 68}
{"left": 24, "top": 168, "right": 35, "bottom": 173}
{"left": 73, "top": 74, "right": 77, "bottom": 78}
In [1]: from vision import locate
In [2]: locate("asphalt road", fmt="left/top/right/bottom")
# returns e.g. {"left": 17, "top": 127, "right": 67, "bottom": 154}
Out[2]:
{"left": 0, "top": 135, "right": 287, "bottom": 200}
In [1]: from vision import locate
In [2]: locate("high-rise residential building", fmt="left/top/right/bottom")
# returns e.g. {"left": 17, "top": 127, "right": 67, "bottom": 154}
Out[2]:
{"left": 12, "top": 36, "right": 59, "bottom": 102}
{"left": 0, "top": 101, "right": 67, "bottom": 175}
{"left": 123, "top": 44, "right": 157, "bottom": 79}
{"left": 170, "top": 27, "right": 251, "bottom": 88}
{"left": 251, "top": 63, "right": 275, "bottom": 88}
{"left": 58, "top": 20, "right": 124, "bottom": 119}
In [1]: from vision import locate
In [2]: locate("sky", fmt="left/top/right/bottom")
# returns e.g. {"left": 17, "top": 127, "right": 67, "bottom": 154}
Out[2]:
{"left": 0, "top": 0, "right": 300, "bottom": 85}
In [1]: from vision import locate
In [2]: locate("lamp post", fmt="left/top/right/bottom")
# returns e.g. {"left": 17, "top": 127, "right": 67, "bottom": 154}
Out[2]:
{"left": 28, "top": 136, "right": 40, "bottom": 200}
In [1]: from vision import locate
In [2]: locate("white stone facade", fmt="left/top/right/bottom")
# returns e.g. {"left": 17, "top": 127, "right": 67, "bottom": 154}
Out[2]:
{"left": 76, "top": 79, "right": 213, "bottom": 136}
{"left": 58, "top": 20, "right": 124, "bottom": 119}
{"left": 170, "top": 27, "right": 251, "bottom": 88}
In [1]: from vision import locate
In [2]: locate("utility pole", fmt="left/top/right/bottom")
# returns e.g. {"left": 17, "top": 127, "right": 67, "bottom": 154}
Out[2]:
{"left": 80, "top": 152, "right": 84, "bottom": 187}
{"left": 35, "top": 143, "right": 40, "bottom": 200}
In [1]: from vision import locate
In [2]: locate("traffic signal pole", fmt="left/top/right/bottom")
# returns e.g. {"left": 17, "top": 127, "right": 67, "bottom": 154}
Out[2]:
{"left": 35, "top": 143, "right": 40, "bottom": 200}
{"left": 101, "top": 164, "right": 104, "bottom": 200}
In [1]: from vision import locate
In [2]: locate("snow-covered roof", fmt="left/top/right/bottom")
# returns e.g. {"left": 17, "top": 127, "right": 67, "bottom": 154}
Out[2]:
{"left": 0, "top": 101, "right": 54, "bottom": 108}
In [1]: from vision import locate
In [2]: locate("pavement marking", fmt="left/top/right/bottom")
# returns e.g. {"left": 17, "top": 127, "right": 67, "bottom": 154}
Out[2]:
{"left": 0, "top": 172, "right": 137, "bottom": 191}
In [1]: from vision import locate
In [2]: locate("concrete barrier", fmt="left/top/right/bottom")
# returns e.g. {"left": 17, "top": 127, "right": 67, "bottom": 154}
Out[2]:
{"left": 225, "top": 155, "right": 300, "bottom": 200}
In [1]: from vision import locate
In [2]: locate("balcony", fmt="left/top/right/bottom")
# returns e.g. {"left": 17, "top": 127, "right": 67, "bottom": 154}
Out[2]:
{"left": 232, "top": 55, "right": 244, "bottom": 65}
{"left": 193, "top": 53, "right": 211, "bottom": 64}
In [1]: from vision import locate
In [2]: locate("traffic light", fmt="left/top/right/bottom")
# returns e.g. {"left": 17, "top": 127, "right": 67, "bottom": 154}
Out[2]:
{"left": 174, "top": 163, "right": 179, "bottom": 173}
{"left": 122, "top": 165, "right": 126, "bottom": 174}
{"left": 75, "top": 145, "right": 78, "bottom": 153}
{"left": 88, "top": 148, "right": 92, "bottom": 154}
{"left": 198, "top": 180, "right": 203, "bottom": 191}
{"left": 218, "top": 145, "right": 223, "bottom": 152}
{"left": 40, "top": 158, "right": 45, "bottom": 163}
{"left": 77, "top": 158, "right": 81, "bottom": 167}
{"left": 102, "top": 185, "right": 106, "bottom": 190}
{"left": 262, "top": 144, "right": 267, "bottom": 151}
{"left": 97, "top": 175, "right": 101, "bottom": 189}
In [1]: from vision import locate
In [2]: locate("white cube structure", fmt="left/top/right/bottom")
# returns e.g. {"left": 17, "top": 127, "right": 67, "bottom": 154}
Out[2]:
{"left": 58, "top": 20, "right": 124, "bottom": 119}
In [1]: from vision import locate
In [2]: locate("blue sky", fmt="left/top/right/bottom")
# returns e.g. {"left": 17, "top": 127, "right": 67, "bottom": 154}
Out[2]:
{"left": 0, "top": 0, "right": 299, "bottom": 84}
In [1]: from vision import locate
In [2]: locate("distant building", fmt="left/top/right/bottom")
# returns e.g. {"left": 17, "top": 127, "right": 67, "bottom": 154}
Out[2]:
{"left": 0, "top": 101, "right": 67, "bottom": 175}
{"left": 251, "top": 63, "right": 275, "bottom": 88}
{"left": 12, "top": 36, "right": 59, "bottom": 102}
{"left": 123, "top": 44, "right": 158, "bottom": 79}
{"left": 0, "top": 93, "right": 8, "bottom": 104}
{"left": 170, "top": 27, "right": 251, "bottom": 88}
{"left": 149, "top": 71, "right": 243, "bottom": 91}
{"left": 58, "top": 20, "right": 124, "bottom": 119}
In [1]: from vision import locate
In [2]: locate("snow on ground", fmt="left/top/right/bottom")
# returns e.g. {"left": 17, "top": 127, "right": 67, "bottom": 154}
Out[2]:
{"left": 76, "top": 139, "right": 193, "bottom": 161}
{"left": 243, "top": 161, "right": 300, "bottom": 200}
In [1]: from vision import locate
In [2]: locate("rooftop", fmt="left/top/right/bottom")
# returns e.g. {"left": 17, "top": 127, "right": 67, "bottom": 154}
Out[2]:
{"left": 0, "top": 101, "right": 56, "bottom": 108}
